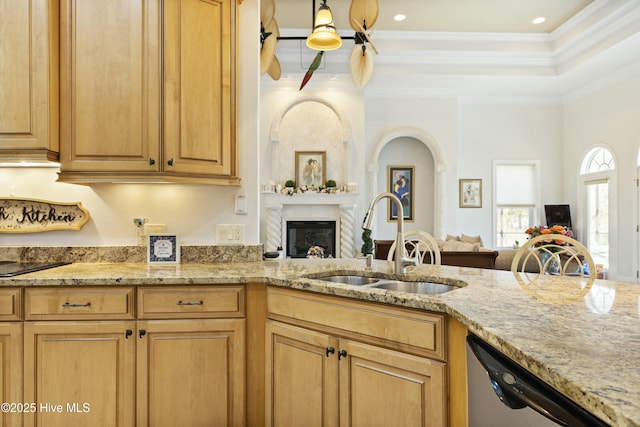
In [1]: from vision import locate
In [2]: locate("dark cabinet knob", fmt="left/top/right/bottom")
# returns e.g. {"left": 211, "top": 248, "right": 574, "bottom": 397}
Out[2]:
{"left": 326, "top": 346, "right": 335, "bottom": 357}
{"left": 338, "top": 349, "right": 347, "bottom": 360}
{"left": 149, "top": 158, "right": 156, "bottom": 165}
{"left": 167, "top": 158, "right": 174, "bottom": 166}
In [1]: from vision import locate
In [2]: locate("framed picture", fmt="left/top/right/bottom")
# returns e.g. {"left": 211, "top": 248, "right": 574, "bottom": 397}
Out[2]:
{"left": 459, "top": 179, "right": 482, "bottom": 208}
{"left": 148, "top": 234, "right": 180, "bottom": 264}
{"left": 295, "top": 151, "right": 326, "bottom": 188}
{"left": 388, "top": 166, "right": 414, "bottom": 222}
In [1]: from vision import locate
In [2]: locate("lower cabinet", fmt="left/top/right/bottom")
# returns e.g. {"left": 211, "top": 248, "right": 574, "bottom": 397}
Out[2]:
{"left": 266, "top": 287, "right": 447, "bottom": 427}
{"left": 22, "top": 285, "right": 245, "bottom": 427}
{"left": 0, "top": 322, "right": 23, "bottom": 427}
{"left": 23, "top": 321, "right": 136, "bottom": 427}
{"left": 136, "top": 319, "right": 245, "bottom": 427}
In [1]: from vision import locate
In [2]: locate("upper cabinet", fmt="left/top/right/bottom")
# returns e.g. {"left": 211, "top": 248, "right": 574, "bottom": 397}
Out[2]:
{"left": 57, "top": 0, "right": 240, "bottom": 185}
{"left": 0, "top": 0, "right": 59, "bottom": 162}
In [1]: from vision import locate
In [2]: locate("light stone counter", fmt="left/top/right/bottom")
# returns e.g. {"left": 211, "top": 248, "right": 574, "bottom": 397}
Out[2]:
{"left": 1, "top": 257, "right": 638, "bottom": 426}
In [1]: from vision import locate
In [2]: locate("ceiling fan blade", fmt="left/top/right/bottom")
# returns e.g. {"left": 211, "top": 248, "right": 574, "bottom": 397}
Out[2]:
{"left": 350, "top": 45, "right": 374, "bottom": 89}
{"left": 351, "top": 18, "right": 379, "bottom": 54}
{"left": 261, "top": 0, "right": 275, "bottom": 28}
{"left": 260, "top": 18, "right": 279, "bottom": 75}
{"left": 268, "top": 56, "right": 282, "bottom": 81}
{"left": 349, "top": 0, "right": 379, "bottom": 31}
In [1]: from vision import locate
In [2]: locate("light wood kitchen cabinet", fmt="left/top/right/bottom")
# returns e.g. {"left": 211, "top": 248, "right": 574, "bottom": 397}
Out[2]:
{"left": 0, "top": 288, "right": 23, "bottom": 427}
{"left": 136, "top": 319, "right": 245, "bottom": 427}
{"left": 23, "top": 287, "right": 136, "bottom": 427}
{"left": 266, "top": 287, "right": 447, "bottom": 427}
{"left": 136, "top": 286, "right": 245, "bottom": 427}
{"left": 23, "top": 321, "right": 136, "bottom": 427}
{"left": 57, "top": 0, "right": 239, "bottom": 185}
{"left": 0, "top": 0, "right": 59, "bottom": 162}
{"left": 22, "top": 285, "right": 245, "bottom": 427}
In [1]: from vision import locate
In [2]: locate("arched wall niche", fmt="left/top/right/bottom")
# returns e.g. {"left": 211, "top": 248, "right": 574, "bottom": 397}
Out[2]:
{"left": 267, "top": 97, "right": 353, "bottom": 186}
{"left": 367, "top": 127, "right": 446, "bottom": 238}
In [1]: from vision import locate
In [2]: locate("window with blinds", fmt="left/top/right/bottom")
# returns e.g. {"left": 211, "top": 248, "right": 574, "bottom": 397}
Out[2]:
{"left": 494, "top": 162, "right": 539, "bottom": 248}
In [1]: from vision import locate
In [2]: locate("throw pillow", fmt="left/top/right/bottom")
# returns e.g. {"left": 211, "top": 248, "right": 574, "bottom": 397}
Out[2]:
{"left": 442, "top": 240, "right": 480, "bottom": 252}
{"left": 445, "top": 234, "right": 460, "bottom": 241}
{"left": 460, "top": 234, "right": 483, "bottom": 247}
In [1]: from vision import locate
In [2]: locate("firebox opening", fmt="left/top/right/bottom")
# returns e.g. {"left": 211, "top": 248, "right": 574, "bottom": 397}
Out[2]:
{"left": 286, "top": 220, "right": 336, "bottom": 258}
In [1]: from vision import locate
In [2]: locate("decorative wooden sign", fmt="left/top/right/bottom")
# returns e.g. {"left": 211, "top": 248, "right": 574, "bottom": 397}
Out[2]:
{"left": 0, "top": 198, "right": 90, "bottom": 233}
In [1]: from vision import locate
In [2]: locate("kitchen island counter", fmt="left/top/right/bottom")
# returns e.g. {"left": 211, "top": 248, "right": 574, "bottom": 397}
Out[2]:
{"left": 1, "top": 258, "right": 638, "bottom": 426}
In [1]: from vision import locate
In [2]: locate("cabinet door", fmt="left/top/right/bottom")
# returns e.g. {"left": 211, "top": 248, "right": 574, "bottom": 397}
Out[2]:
{"left": 23, "top": 321, "right": 136, "bottom": 427}
{"left": 58, "top": 0, "right": 161, "bottom": 175}
{"left": 339, "top": 339, "right": 446, "bottom": 427}
{"left": 0, "top": 0, "right": 58, "bottom": 160}
{"left": 163, "top": 0, "right": 238, "bottom": 180}
{"left": 0, "top": 323, "right": 22, "bottom": 427}
{"left": 266, "top": 320, "right": 339, "bottom": 427}
{"left": 136, "top": 319, "right": 245, "bottom": 427}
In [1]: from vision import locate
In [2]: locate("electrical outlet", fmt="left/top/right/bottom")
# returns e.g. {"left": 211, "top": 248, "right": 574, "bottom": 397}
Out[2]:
{"left": 216, "top": 224, "right": 245, "bottom": 245}
{"left": 144, "top": 224, "right": 166, "bottom": 234}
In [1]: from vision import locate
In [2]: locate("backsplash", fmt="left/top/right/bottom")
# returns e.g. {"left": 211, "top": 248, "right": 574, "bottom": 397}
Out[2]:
{"left": 1, "top": 245, "right": 263, "bottom": 263}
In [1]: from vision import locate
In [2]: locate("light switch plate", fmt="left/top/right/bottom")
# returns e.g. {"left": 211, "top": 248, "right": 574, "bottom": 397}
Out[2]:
{"left": 216, "top": 224, "right": 245, "bottom": 245}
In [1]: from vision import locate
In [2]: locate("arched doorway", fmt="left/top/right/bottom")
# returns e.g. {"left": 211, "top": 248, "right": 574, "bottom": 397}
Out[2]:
{"left": 367, "top": 127, "right": 446, "bottom": 238}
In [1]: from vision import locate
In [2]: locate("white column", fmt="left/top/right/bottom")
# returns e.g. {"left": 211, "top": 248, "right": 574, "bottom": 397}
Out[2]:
{"left": 265, "top": 206, "right": 282, "bottom": 252}
{"left": 340, "top": 206, "right": 356, "bottom": 258}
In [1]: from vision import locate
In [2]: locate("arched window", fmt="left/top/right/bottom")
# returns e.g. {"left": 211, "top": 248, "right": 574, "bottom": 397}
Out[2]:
{"left": 580, "top": 147, "right": 615, "bottom": 270}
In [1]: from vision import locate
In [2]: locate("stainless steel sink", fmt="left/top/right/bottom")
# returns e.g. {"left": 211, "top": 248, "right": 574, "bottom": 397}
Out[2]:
{"left": 313, "top": 274, "right": 459, "bottom": 295}
{"left": 370, "top": 280, "right": 456, "bottom": 295}
{"left": 316, "top": 275, "right": 380, "bottom": 286}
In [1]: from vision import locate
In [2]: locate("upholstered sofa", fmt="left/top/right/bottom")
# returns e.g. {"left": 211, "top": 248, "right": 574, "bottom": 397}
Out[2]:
{"left": 374, "top": 240, "right": 500, "bottom": 269}
{"left": 374, "top": 234, "right": 524, "bottom": 271}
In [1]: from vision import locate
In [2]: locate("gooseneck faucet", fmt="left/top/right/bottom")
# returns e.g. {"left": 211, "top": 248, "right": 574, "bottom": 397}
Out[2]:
{"left": 362, "top": 192, "right": 418, "bottom": 275}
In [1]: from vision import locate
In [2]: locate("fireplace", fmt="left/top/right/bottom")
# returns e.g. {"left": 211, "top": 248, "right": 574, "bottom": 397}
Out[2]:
{"left": 286, "top": 220, "right": 336, "bottom": 258}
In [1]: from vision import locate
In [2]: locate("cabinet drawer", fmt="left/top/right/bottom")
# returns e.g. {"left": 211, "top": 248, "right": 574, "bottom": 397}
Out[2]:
{"left": 25, "top": 287, "right": 135, "bottom": 320}
{"left": 0, "top": 288, "right": 22, "bottom": 321}
{"left": 267, "top": 287, "right": 445, "bottom": 360}
{"left": 138, "top": 286, "right": 245, "bottom": 319}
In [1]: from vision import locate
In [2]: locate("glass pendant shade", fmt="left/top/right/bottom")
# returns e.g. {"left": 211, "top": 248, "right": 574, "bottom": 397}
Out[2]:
{"left": 306, "top": 2, "right": 342, "bottom": 51}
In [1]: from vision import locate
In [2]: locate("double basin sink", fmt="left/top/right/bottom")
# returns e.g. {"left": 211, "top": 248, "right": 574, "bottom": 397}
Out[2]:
{"left": 313, "top": 274, "right": 458, "bottom": 295}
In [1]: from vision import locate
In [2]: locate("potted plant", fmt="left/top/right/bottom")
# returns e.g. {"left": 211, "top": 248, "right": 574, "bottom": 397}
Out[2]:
{"left": 325, "top": 179, "right": 337, "bottom": 188}
{"left": 284, "top": 180, "right": 295, "bottom": 189}
{"left": 361, "top": 229, "right": 373, "bottom": 255}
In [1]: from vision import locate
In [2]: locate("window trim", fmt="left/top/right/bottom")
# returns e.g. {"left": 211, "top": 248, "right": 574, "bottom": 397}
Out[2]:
{"left": 578, "top": 145, "right": 617, "bottom": 277}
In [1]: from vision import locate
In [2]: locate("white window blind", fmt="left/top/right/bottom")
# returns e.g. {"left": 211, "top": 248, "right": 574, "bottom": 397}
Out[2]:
{"left": 496, "top": 164, "right": 536, "bottom": 205}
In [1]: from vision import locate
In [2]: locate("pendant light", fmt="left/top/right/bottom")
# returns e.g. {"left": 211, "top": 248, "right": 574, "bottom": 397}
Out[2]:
{"left": 306, "top": 0, "right": 342, "bottom": 51}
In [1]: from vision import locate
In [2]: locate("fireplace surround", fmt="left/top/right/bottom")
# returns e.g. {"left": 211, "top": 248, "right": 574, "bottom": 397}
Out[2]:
{"left": 263, "top": 193, "right": 358, "bottom": 258}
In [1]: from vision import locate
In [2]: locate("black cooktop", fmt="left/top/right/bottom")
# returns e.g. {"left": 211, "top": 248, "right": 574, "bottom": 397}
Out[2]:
{"left": 0, "top": 261, "right": 71, "bottom": 277}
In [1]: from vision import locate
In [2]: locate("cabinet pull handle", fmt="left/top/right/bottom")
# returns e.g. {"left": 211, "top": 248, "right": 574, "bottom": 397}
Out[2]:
{"left": 149, "top": 157, "right": 156, "bottom": 165}
{"left": 167, "top": 158, "right": 174, "bottom": 166}
{"left": 177, "top": 300, "right": 204, "bottom": 306}
{"left": 338, "top": 349, "right": 347, "bottom": 360}
{"left": 62, "top": 302, "right": 91, "bottom": 308}
{"left": 125, "top": 329, "right": 133, "bottom": 339}
{"left": 326, "top": 346, "right": 335, "bottom": 357}
{"left": 139, "top": 329, "right": 147, "bottom": 339}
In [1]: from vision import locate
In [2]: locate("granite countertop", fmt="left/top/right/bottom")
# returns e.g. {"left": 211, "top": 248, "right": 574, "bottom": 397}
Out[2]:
{"left": 2, "top": 257, "right": 639, "bottom": 426}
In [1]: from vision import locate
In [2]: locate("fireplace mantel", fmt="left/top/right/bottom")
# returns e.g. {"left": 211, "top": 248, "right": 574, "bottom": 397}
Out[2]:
{"left": 263, "top": 193, "right": 360, "bottom": 258}
{"left": 263, "top": 192, "right": 359, "bottom": 207}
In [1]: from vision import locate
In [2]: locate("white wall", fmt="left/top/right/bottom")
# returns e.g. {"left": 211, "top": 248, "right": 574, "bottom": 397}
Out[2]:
{"left": 457, "top": 103, "right": 564, "bottom": 248}
{"left": 0, "top": 0, "right": 261, "bottom": 248}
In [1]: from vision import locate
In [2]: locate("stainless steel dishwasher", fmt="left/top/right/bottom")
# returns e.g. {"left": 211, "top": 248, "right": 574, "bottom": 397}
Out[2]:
{"left": 466, "top": 334, "right": 610, "bottom": 427}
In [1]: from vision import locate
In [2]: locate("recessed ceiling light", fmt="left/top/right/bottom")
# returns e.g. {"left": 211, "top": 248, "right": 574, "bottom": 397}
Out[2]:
{"left": 393, "top": 14, "right": 406, "bottom": 22}
{"left": 532, "top": 17, "right": 546, "bottom": 24}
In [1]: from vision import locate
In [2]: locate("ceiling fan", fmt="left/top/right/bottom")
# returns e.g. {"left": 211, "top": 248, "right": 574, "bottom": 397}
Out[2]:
{"left": 260, "top": 0, "right": 379, "bottom": 90}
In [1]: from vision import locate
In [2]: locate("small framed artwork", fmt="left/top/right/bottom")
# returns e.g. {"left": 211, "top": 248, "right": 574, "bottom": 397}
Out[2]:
{"left": 388, "top": 166, "right": 414, "bottom": 222}
{"left": 295, "top": 151, "right": 326, "bottom": 188}
{"left": 148, "top": 234, "right": 180, "bottom": 264}
{"left": 459, "top": 179, "right": 482, "bottom": 208}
